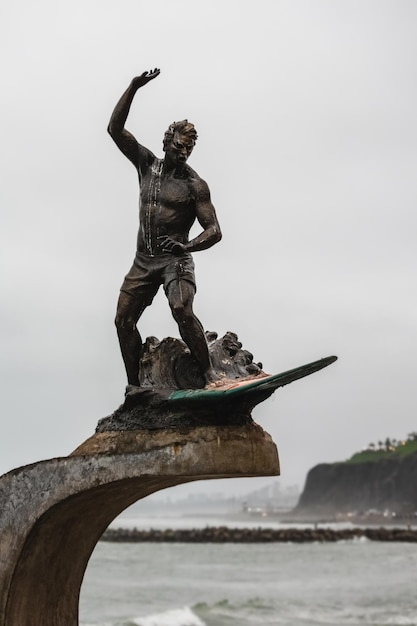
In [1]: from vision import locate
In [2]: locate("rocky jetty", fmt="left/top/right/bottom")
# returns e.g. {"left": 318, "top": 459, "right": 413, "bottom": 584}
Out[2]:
{"left": 102, "top": 526, "right": 417, "bottom": 543}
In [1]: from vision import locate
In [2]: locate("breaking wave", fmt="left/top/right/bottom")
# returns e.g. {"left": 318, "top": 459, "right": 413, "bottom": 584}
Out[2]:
{"left": 131, "top": 606, "right": 205, "bottom": 626}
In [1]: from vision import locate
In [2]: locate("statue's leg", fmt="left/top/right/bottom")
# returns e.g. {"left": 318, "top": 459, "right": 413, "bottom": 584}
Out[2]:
{"left": 115, "top": 291, "right": 150, "bottom": 386}
{"left": 166, "top": 279, "right": 211, "bottom": 377}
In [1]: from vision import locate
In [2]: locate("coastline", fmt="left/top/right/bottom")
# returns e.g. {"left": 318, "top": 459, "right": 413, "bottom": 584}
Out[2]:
{"left": 102, "top": 525, "right": 417, "bottom": 543}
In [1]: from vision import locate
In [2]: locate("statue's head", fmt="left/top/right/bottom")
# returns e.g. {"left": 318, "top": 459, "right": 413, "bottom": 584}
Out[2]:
{"left": 163, "top": 120, "right": 197, "bottom": 165}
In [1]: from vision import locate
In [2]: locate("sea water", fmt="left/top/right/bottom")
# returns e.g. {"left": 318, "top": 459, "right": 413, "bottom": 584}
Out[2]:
{"left": 80, "top": 516, "right": 417, "bottom": 626}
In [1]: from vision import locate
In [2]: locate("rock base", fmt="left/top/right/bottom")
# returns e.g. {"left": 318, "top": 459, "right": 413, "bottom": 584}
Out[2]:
{"left": 97, "top": 330, "right": 268, "bottom": 432}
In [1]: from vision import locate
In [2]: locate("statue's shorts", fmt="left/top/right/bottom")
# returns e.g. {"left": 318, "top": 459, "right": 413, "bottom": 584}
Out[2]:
{"left": 120, "top": 251, "right": 196, "bottom": 305}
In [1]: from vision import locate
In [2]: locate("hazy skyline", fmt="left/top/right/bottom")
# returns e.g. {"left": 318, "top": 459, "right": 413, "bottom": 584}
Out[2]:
{"left": 1, "top": 0, "right": 416, "bottom": 496}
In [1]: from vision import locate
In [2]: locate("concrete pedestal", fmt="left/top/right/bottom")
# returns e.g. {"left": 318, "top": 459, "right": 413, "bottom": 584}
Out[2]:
{"left": 0, "top": 423, "right": 278, "bottom": 626}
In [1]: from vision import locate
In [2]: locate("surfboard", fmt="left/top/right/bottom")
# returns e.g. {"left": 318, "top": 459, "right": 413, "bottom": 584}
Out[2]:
{"left": 168, "top": 355, "right": 337, "bottom": 404}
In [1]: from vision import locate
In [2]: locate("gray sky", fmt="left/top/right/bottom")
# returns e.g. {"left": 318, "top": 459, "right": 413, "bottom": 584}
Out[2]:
{"left": 1, "top": 0, "right": 416, "bottom": 496}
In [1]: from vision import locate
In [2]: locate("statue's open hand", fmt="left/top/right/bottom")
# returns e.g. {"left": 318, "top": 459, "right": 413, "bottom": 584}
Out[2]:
{"left": 131, "top": 68, "right": 160, "bottom": 89}
{"left": 158, "top": 235, "right": 186, "bottom": 255}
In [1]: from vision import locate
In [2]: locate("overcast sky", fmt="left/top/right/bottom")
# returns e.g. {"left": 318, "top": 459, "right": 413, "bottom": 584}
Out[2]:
{"left": 1, "top": 0, "right": 416, "bottom": 497}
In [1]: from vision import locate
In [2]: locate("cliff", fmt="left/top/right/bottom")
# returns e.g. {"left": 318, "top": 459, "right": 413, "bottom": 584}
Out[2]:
{"left": 295, "top": 451, "right": 417, "bottom": 517}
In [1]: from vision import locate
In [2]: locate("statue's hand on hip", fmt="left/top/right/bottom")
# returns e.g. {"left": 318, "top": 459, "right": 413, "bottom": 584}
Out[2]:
{"left": 158, "top": 235, "right": 186, "bottom": 256}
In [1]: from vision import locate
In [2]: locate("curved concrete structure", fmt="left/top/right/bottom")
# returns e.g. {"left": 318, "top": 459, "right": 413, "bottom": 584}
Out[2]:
{"left": 0, "top": 423, "right": 278, "bottom": 626}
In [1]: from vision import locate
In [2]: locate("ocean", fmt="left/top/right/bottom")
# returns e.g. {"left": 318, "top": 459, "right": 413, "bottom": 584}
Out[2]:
{"left": 79, "top": 514, "right": 417, "bottom": 626}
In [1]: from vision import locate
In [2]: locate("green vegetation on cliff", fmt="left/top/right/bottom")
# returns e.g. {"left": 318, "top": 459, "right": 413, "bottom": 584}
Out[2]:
{"left": 347, "top": 434, "right": 417, "bottom": 464}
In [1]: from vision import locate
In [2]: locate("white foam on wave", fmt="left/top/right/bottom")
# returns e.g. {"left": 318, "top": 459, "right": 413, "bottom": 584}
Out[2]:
{"left": 336, "top": 535, "right": 370, "bottom": 544}
{"left": 80, "top": 623, "right": 113, "bottom": 626}
{"left": 132, "top": 606, "right": 206, "bottom": 626}
{"left": 80, "top": 622, "right": 114, "bottom": 626}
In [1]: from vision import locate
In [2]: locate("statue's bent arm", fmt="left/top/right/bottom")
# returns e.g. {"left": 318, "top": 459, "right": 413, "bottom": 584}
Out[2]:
{"left": 185, "top": 178, "right": 222, "bottom": 253}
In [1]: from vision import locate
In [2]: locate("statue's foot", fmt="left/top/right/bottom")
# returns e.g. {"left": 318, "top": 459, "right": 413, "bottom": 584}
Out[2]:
{"left": 204, "top": 367, "right": 225, "bottom": 388}
{"left": 125, "top": 384, "right": 141, "bottom": 396}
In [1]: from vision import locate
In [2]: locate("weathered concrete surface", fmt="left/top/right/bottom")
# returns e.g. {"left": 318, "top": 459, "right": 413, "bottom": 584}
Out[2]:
{"left": 0, "top": 423, "right": 278, "bottom": 626}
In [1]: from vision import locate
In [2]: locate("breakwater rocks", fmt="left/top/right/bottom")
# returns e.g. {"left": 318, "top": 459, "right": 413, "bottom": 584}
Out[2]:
{"left": 102, "top": 526, "right": 417, "bottom": 543}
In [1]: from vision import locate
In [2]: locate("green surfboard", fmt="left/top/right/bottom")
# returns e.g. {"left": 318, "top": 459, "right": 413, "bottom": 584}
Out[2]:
{"left": 169, "top": 355, "right": 337, "bottom": 405}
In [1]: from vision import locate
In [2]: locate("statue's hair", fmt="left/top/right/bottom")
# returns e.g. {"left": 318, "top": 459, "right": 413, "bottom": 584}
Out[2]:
{"left": 163, "top": 119, "right": 198, "bottom": 150}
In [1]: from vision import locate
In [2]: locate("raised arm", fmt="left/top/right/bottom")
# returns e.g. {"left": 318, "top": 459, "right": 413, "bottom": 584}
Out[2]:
{"left": 107, "top": 69, "right": 160, "bottom": 171}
